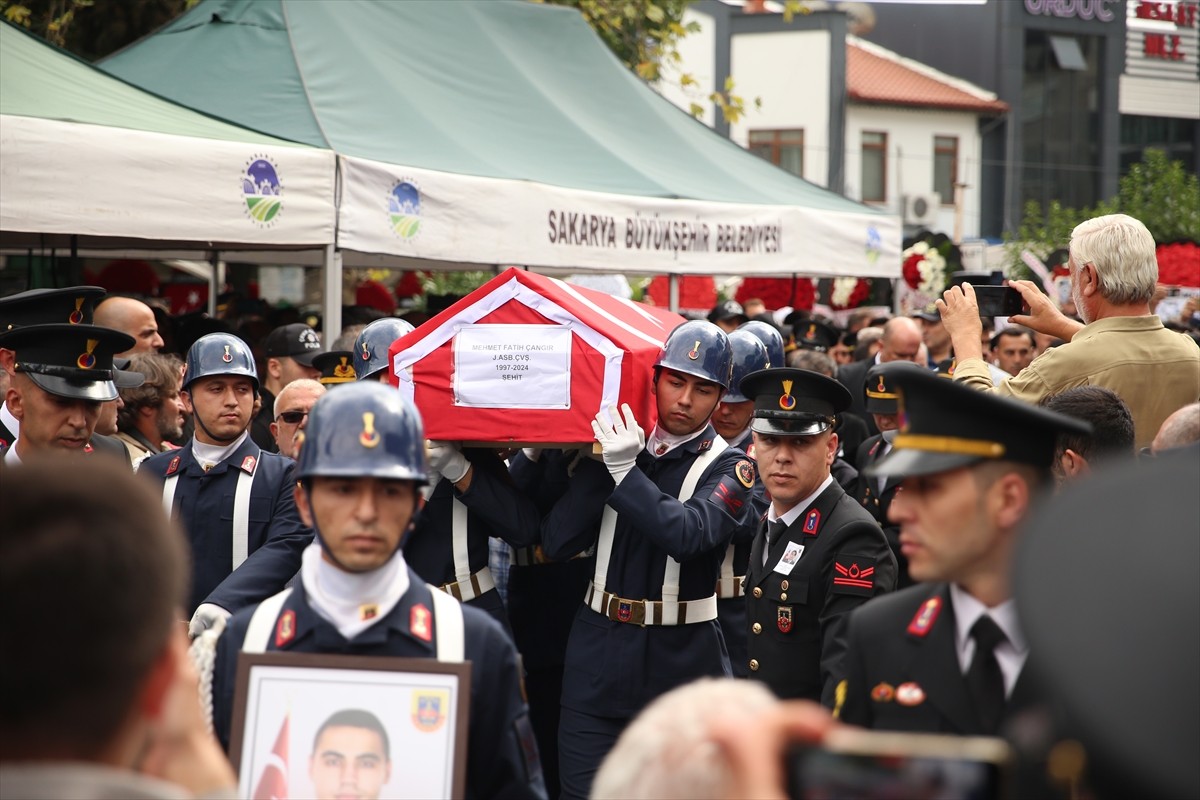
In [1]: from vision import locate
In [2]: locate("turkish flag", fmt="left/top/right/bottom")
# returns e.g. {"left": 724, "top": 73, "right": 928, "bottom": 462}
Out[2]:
{"left": 252, "top": 714, "right": 288, "bottom": 800}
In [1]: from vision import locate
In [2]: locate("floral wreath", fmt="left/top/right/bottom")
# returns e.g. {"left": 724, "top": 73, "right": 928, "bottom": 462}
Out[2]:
{"left": 902, "top": 241, "right": 948, "bottom": 295}
{"left": 827, "top": 277, "right": 872, "bottom": 310}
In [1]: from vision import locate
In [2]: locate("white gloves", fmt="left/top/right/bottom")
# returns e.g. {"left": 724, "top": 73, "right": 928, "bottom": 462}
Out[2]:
{"left": 591, "top": 404, "right": 645, "bottom": 485}
{"left": 427, "top": 440, "right": 470, "bottom": 483}
{"left": 188, "top": 603, "right": 231, "bottom": 640}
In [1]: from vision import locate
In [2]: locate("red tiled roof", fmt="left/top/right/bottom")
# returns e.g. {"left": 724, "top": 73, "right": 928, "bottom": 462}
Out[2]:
{"left": 847, "top": 41, "right": 1009, "bottom": 115}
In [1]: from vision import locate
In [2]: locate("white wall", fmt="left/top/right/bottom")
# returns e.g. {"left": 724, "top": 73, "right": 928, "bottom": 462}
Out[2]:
{"left": 845, "top": 105, "right": 985, "bottom": 240}
{"left": 655, "top": 7, "right": 718, "bottom": 128}
{"left": 729, "top": 30, "right": 832, "bottom": 187}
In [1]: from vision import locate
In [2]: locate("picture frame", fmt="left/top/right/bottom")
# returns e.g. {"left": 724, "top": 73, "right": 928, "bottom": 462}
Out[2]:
{"left": 230, "top": 652, "right": 471, "bottom": 800}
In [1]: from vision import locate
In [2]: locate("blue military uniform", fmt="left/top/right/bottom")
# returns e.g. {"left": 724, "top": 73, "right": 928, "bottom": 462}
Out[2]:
{"left": 406, "top": 448, "right": 541, "bottom": 629}
{"left": 141, "top": 436, "right": 311, "bottom": 614}
{"left": 714, "top": 427, "right": 766, "bottom": 679}
{"left": 544, "top": 426, "right": 753, "bottom": 798}
{"left": 210, "top": 574, "right": 545, "bottom": 800}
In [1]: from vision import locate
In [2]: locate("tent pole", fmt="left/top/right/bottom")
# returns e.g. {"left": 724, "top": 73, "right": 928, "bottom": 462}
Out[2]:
{"left": 323, "top": 244, "right": 342, "bottom": 341}
{"left": 208, "top": 252, "right": 222, "bottom": 317}
{"left": 669, "top": 274, "right": 680, "bottom": 314}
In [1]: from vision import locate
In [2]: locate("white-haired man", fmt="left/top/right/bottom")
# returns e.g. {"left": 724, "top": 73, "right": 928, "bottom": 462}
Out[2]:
{"left": 940, "top": 213, "right": 1200, "bottom": 449}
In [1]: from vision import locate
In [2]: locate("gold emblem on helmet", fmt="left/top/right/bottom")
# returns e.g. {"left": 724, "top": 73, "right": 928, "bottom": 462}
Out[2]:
{"left": 360, "top": 412, "right": 380, "bottom": 448}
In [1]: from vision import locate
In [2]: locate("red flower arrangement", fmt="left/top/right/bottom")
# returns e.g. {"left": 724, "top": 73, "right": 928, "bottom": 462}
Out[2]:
{"left": 1157, "top": 242, "right": 1200, "bottom": 287}
{"left": 827, "top": 277, "right": 872, "bottom": 310}
{"left": 734, "top": 277, "right": 815, "bottom": 311}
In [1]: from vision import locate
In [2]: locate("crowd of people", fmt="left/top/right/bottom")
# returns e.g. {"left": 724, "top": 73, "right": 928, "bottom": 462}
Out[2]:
{"left": 1, "top": 212, "right": 1197, "bottom": 800}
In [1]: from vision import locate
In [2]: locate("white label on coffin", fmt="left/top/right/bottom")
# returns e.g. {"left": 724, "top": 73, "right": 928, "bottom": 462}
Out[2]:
{"left": 453, "top": 324, "right": 572, "bottom": 408}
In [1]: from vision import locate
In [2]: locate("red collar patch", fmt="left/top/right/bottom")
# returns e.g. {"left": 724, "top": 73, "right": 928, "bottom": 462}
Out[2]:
{"left": 410, "top": 604, "right": 432, "bottom": 642}
{"left": 803, "top": 509, "right": 821, "bottom": 535}
{"left": 275, "top": 609, "right": 296, "bottom": 648}
{"left": 239, "top": 455, "right": 257, "bottom": 475}
{"left": 165, "top": 455, "right": 181, "bottom": 476}
{"left": 906, "top": 596, "right": 942, "bottom": 637}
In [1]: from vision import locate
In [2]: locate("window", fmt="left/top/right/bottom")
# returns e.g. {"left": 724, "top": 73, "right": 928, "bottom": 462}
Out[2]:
{"left": 748, "top": 129, "right": 804, "bottom": 178}
{"left": 861, "top": 131, "right": 887, "bottom": 202}
{"left": 934, "top": 136, "right": 958, "bottom": 205}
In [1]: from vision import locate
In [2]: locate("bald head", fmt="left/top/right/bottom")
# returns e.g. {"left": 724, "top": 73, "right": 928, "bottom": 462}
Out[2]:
{"left": 94, "top": 297, "right": 162, "bottom": 356}
{"left": 879, "top": 317, "right": 923, "bottom": 363}
{"left": 1151, "top": 402, "right": 1200, "bottom": 455}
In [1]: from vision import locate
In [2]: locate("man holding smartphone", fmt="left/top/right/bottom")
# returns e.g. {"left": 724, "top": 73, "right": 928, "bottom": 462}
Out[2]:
{"left": 834, "top": 368, "right": 1089, "bottom": 735}
{"left": 938, "top": 213, "right": 1200, "bottom": 449}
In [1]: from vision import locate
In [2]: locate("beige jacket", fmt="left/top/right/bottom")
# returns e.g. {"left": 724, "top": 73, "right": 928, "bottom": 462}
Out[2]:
{"left": 953, "top": 315, "right": 1200, "bottom": 449}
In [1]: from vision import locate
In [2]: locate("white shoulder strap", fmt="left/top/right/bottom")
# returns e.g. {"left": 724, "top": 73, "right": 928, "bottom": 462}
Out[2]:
{"left": 450, "top": 497, "right": 472, "bottom": 585}
{"left": 661, "top": 437, "right": 727, "bottom": 623}
{"left": 162, "top": 473, "right": 180, "bottom": 517}
{"left": 241, "top": 588, "right": 294, "bottom": 654}
{"left": 428, "top": 585, "right": 465, "bottom": 663}
{"left": 231, "top": 467, "right": 256, "bottom": 570}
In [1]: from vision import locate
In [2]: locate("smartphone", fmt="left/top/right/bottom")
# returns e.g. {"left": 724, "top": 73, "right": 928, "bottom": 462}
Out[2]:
{"left": 787, "top": 728, "right": 1011, "bottom": 800}
{"left": 973, "top": 285, "right": 1025, "bottom": 317}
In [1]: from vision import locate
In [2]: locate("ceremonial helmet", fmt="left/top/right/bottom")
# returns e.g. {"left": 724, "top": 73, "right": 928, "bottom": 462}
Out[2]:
{"left": 353, "top": 318, "right": 415, "bottom": 381}
{"left": 736, "top": 320, "right": 785, "bottom": 369}
{"left": 182, "top": 332, "right": 258, "bottom": 392}
{"left": 654, "top": 319, "right": 734, "bottom": 389}
{"left": 296, "top": 381, "right": 427, "bottom": 484}
{"left": 723, "top": 330, "right": 771, "bottom": 403}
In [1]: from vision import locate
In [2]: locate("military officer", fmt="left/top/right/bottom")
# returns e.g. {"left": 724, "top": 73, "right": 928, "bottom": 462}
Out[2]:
{"left": 835, "top": 367, "right": 1090, "bottom": 737}
{"left": 0, "top": 323, "right": 135, "bottom": 465}
{"left": 710, "top": 330, "right": 771, "bottom": 679}
{"left": 138, "top": 333, "right": 312, "bottom": 631}
{"left": 853, "top": 361, "right": 927, "bottom": 588}
{"left": 200, "top": 382, "right": 545, "bottom": 798}
{"left": 541, "top": 319, "right": 755, "bottom": 800}
{"left": 741, "top": 367, "right": 897, "bottom": 704}
{"left": 352, "top": 317, "right": 414, "bottom": 382}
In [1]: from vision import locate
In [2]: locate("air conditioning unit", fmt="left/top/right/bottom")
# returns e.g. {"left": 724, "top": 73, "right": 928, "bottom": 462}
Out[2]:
{"left": 903, "top": 193, "right": 941, "bottom": 226}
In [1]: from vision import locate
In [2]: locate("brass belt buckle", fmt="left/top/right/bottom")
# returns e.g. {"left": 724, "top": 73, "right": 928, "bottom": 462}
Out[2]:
{"left": 607, "top": 594, "right": 646, "bottom": 626}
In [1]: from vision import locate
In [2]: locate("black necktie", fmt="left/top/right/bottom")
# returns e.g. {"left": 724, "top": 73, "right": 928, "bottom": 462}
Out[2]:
{"left": 966, "top": 615, "right": 1008, "bottom": 734}
{"left": 766, "top": 519, "right": 787, "bottom": 547}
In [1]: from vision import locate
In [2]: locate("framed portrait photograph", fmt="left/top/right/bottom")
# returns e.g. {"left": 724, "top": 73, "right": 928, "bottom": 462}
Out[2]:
{"left": 229, "top": 653, "right": 471, "bottom": 800}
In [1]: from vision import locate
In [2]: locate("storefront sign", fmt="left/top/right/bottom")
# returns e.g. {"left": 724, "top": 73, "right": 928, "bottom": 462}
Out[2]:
{"left": 1024, "top": 0, "right": 1118, "bottom": 21}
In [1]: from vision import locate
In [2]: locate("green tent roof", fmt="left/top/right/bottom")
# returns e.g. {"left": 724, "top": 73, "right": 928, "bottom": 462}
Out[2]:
{"left": 101, "top": 0, "right": 875, "bottom": 213}
{"left": 1, "top": 21, "right": 304, "bottom": 146}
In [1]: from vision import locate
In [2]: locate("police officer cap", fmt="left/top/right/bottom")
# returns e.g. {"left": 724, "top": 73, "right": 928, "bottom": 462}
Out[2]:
{"left": 1015, "top": 446, "right": 1199, "bottom": 800}
{"left": 296, "top": 381, "right": 427, "bottom": 484}
{"left": 911, "top": 302, "right": 941, "bottom": 323}
{"left": 740, "top": 367, "right": 851, "bottom": 436}
{"left": 724, "top": 330, "right": 770, "bottom": 403}
{"left": 793, "top": 319, "right": 839, "bottom": 352}
{"left": 736, "top": 319, "right": 785, "bottom": 369}
{"left": 863, "top": 361, "right": 925, "bottom": 415}
{"left": 182, "top": 332, "right": 258, "bottom": 393}
{"left": 353, "top": 318, "right": 415, "bottom": 381}
{"left": 866, "top": 367, "right": 1091, "bottom": 478}
{"left": 0, "top": 286, "right": 106, "bottom": 332}
{"left": 0, "top": 323, "right": 134, "bottom": 401}
{"left": 313, "top": 350, "right": 357, "bottom": 385}
{"left": 264, "top": 322, "right": 323, "bottom": 367}
{"left": 654, "top": 319, "right": 734, "bottom": 389}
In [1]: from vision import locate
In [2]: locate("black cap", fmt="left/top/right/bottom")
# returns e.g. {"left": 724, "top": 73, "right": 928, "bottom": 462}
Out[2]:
{"left": 740, "top": 367, "right": 851, "bottom": 436}
{"left": 0, "top": 323, "right": 136, "bottom": 401}
{"left": 793, "top": 319, "right": 839, "bottom": 351}
{"left": 865, "top": 367, "right": 1092, "bottom": 478}
{"left": 0, "top": 286, "right": 106, "bottom": 332}
{"left": 264, "top": 323, "right": 323, "bottom": 366}
{"left": 934, "top": 357, "right": 957, "bottom": 377}
{"left": 863, "top": 361, "right": 926, "bottom": 415}
{"left": 707, "top": 299, "right": 747, "bottom": 324}
{"left": 1015, "top": 446, "right": 1199, "bottom": 799}
{"left": 911, "top": 302, "right": 941, "bottom": 323}
{"left": 111, "top": 356, "right": 146, "bottom": 389}
{"left": 313, "top": 350, "right": 357, "bottom": 385}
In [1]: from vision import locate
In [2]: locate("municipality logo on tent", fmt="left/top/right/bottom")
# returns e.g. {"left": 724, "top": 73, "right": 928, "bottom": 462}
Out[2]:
{"left": 242, "top": 156, "right": 282, "bottom": 227}
{"left": 388, "top": 180, "right": 421, "bottom": 240}
{"left": 865, "top": 226, "right": 882, "bottom": 264}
